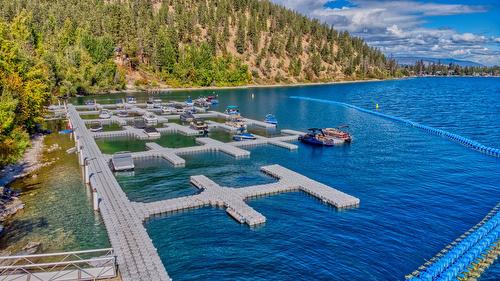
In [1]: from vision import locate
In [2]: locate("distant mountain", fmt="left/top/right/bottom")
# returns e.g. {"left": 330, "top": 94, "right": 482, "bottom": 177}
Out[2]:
{"left": 395, "top": 56, "right": 484, "bottom": 67}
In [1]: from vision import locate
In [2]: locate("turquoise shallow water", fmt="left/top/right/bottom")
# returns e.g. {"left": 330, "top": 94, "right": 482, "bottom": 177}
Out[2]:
{"left": 79, "top": 77, "right": 499, "bottom": 280}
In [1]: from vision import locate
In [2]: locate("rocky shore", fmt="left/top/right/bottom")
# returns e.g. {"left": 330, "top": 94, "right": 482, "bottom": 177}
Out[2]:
{"left": 0, "top": 134, "right": 48, "bottom": 234}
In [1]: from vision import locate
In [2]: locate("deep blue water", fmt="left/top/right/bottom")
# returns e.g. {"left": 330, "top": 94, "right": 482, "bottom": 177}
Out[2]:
{"left": 117, "top": 77, "right": 499, "bottom": 280}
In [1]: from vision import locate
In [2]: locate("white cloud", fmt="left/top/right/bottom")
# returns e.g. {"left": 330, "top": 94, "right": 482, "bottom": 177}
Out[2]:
{"left": 452, "top": 33, "right": 486, "bottom": 43}
{"left": 270, "top": 0, "right": 500, "bottom": 65}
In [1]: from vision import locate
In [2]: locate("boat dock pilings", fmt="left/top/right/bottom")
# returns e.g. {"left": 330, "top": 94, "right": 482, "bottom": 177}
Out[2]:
{"left": 289, "top": 96, "right": 500, "bottom": 158}
{"left": 406, "top": 203, "right": 500, "bottom": 281}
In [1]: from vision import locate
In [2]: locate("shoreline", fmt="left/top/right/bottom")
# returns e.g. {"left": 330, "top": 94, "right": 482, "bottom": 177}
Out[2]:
{"left": 95, "top": 75, "right": 498, "bottom": 95}
{"left": 0, "top": 134, "right": 45, "bottom": 224}
{"left": 102, "top": 77, "right": 407, "bottom": 95}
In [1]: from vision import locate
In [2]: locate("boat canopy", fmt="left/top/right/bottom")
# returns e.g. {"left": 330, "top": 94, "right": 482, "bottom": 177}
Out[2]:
{"left": 226, "top": 105, "right": 239, "bottom": 109}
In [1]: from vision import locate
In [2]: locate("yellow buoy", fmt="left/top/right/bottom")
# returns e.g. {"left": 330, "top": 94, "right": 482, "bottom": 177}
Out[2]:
{"left": 376, "top": 103, "right": 379, "bottom": 109}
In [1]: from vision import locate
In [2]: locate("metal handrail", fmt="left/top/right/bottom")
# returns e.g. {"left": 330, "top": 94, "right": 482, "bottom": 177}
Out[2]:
{"left": 0, "top": 248, "right": 113, "bottom": 260}
{"left": 0, "top": 248, "right": 116, "bottom": 280}
{"left": 0, "top": 257, "right": 114, "bottom": 270}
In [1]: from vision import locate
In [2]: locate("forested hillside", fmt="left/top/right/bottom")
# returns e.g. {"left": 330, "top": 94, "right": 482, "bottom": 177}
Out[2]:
{"left": 0, "top": 0, "right": 397, "bottom": 165}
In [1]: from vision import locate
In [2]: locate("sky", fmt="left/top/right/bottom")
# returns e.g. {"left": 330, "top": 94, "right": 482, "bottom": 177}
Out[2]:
{"left": 270, "top": 0, "right": 500, "bottom": 66}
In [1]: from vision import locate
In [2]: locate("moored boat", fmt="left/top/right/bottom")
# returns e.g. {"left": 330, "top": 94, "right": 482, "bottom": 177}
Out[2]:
{"left": 161, "top": 106, "right": 176, "bottom": 115}
{"left": 190, "top": 119, "right": 209, "bottom": 134}
{"left": 185, "top": 96, "right": 194, "bottom": 106}
{"left": 98, "top": 110, "right": 112, "bottom": 119}
{"left": 323, "top": 126, "right": 352, "bottom": 143}
{"left": 143, "top": 113, "right": 158, "bottom": 126}
{"left": 194, "top": 97, "right": 211, "bottom": 108}
{"left": 180, "top": 112, "right": 195, "bottom": 122}
{"left": 264, "top": 114, "right": 278, "bottom": 125}
{"left": 126, "top": 96, "right": 137, "bottom": 104}
{"left": 298, "top": 128, "right": 335, "bottom": 146}
{"left": 143, "top": 126, "right": 160, "bottom": 138}
{"left": 146, "top": 98, "right": 155, "bottom": 109}
{"left": 207, "top": 95, "right": 219, "bottom": 104}
{"left": 225, "top": 105, "right": 240, "bottom": 117}
{"left": 232, "top": 132, "right": 257, "bottom": 141}
{"left": 89, "top": 121, "right": 103, "bottom": 132}
{"left": 117, "top": 110, "right": 129, "bottom": 117}
{"left": 153, "top": 98, "right": 163, "bottom": 108}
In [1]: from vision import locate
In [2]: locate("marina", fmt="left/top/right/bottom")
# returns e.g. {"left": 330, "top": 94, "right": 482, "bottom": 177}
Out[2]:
{"left": 45, "top": 101, "right": 360, "bottom": 280}
{"left": 1, "top": 77, "right": 499, "bottom": 281}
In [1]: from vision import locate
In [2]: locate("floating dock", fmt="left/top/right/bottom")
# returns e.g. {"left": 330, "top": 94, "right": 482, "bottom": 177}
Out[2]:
{"left": 67, "top": 103, "right": 359, "bottom": 281}
{"left": 134, "top": 164, "right": 360, "bottom": 226}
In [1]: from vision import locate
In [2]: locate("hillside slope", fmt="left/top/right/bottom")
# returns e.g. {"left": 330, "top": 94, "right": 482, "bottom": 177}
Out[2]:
{"left": 0, "top": 0, "right": 398, "bottom": 91}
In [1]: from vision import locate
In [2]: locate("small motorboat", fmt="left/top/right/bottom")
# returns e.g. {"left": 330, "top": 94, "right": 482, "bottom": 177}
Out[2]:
{"left": 153, "top": 98, "right": 163, "bottom": 108}
{"left": 161, "top": 106, "right": 176, "bottom": 115}
{"left": 225, "top": 105, "right": 240, "bottom": 116}
{"left": 99, "top": 110, "right": 112, "bottom": 119}
{"left": 146, "top": 98, "right": 155, "bottom": 109}
{"left": 143, "top": 113, "right": 158, "bottom": 126}
{"left": 194, "top": 97, "right": 210, "bottom": 108}
{"left": 134, "top": 117, "right": 146, "bottom": 129}
{"left": 190, "top": 119, "right": 209, "bottom": 133}
{"left": 143, "top": 126, "right": 160, "bottom": 138}
{"left": 323, "top": 126, "right": 352, "bottom": 143}
{"left": 298, "top": 128, "right": 335, "bottom": 146}
{"left": 116, "top": 99, "right": 125, "bottom": 108}
{"left": 126, "top": 96, "right": 137, "bottom": 104}
{"left": 207, "top": 95, "right": 219, "bottom": 104}
{"left": 89, "top": 121, "right": 103, "bottom": 132}
{"left": 85, "top": 99, "right": 96, "bottom": 106}
{"left": 232, "top": 132, "right": 257, "bottom": 141}
{"left": 117, "top": 110, "right": 129, "bottom": 118}
{"left": 180, "top": 112, "right": 195, "bottom": 122}
{"left": 264, "top": 114, "right": 278, "bottom": 125}
{"left": 185, "top": 96, "right": 194, "bottom": 106}
{"left": 225, "top": 119, "right": 247, "bottom": 130}
{"left": 173, "top": 104, "right": 185, "bottom": 114}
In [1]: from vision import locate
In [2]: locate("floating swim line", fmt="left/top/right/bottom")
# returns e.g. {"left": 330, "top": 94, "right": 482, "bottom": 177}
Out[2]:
{"left": 405, "top": 203, "right": 500, "bottom": 281}
{"left": 289, "top": 96, "right": 500, "bottom": 158}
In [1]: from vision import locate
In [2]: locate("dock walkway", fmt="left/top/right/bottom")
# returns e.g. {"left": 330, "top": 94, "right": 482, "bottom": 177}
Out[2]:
{"left": 135, "top": 164, "right": 360, "bottom": 226}
{"left": 68, "top": 106, "right": 171, "bottom": 281}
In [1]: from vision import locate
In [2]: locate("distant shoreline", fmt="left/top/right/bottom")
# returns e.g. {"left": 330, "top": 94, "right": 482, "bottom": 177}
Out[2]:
{"left": 91, "top": 75, "right": 498, "bottom": 96}
{"left": 102, "top": 77, "right": 404, "bottom": 95}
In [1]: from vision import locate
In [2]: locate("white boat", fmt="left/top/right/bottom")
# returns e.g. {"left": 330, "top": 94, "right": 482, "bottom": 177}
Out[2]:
{"left": 89, "top": 121, "right": 103, "bottom": 132}
{"left": 153, "top": 98, "right": 163, "bottom": 108}
{"left": 143, "top": 127, "right": 160, "bottom": 138}
{"left": 225, "top": 120, "right": 247, "bottom": 130}
{"left": 126, "top": 96, "right": 137, "bottom": 104}
{"left": 143, "top": 113, "right": 158, "bottom": 126}
{"left": 117, "top": 110, "right": 129, "bottom": 118}
{"left": 161, "top": 106, "right": 176, "bottom": 115}
{"left": 194, "top": 97, "right": 210, "bottom": 108}
{"left": 99, "top": 110, "right": 112, "bottom": 119}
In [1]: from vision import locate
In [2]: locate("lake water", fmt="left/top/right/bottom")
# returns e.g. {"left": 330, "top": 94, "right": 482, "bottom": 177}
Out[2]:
{"left": 73, "top": 77, "right": 500, "bottom": 280}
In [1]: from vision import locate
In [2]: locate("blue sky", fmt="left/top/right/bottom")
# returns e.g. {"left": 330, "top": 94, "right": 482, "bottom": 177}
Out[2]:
{"left": 271, "top": 0, "right": 500, "bottom": 65}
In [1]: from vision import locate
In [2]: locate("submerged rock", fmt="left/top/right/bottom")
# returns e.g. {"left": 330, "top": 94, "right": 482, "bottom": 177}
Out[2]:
{"left": 21, "top": 241, "right": 41, "bottom": 255}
